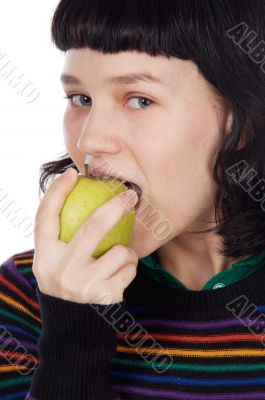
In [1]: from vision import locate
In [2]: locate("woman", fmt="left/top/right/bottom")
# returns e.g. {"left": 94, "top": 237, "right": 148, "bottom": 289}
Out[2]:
{"left": 1, "top": 0, "right": 265, "bottom": 398}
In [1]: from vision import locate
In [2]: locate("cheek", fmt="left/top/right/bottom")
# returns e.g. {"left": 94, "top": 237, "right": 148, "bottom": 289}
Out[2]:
{"left": 63, "top": 109, "right": 84, "bottom": 165}
{"left": 150, "top": 110, "right": 221, "bottom": 223}
{"left": 63, "top": 109, "right": 79, "bottom": 141}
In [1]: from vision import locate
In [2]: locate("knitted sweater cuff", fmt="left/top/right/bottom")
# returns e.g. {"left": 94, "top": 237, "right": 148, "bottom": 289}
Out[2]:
{"left": 29, "top": 287, "right": 126, "bottom": 400}
{"left": 36, "top": 287, "right": 125, "bottom": 342}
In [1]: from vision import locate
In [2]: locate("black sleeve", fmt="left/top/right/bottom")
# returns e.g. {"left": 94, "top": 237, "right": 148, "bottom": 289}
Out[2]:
{"left": 27, "top": 287, "right": 125, "bottom": 400}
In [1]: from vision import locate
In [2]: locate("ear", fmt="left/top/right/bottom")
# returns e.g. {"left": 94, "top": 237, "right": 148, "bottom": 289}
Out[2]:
{"left": 224, "top": 108, "right": 253, "bottom": 151}
{"left": 237, "top": 118, "right": 254, "bottom": 151}
{"left": 224, "top": 109, "right": 233, "bottom": 136}
{"left": 237, "top": 134, "right": 247, "bottom": 151}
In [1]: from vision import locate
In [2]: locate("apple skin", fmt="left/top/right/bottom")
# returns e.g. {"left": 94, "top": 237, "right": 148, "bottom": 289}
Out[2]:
{"left": 59, "top": 175, "right": 136, "bottom": 259}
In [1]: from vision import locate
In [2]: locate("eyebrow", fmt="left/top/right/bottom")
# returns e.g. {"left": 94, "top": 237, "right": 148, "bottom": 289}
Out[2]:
{"left": 60, "top": 72, "right": 163, "bottom": 86}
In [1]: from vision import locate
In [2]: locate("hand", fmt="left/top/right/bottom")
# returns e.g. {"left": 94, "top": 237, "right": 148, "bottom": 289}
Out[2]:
{"left": 32, "top": 168, "right": 139, "bottom": 305}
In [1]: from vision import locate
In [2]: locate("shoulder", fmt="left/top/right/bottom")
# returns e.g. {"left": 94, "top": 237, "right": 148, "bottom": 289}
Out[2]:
{"left": 0, "top": 248, "right": 37, "bottom": 293}
{"left": 0, "top": 247, "right": 41, "bottom": 328}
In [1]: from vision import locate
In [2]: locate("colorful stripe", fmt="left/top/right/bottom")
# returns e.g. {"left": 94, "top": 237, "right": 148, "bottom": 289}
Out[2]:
{"left": 112, "top": 386, "right": 265, "bottom": 399}
{"left": 136, "top": 317, "right": 265, "bottom": 329}
{"left": 117, "top": 332, "right": 265, "bottom": 342}
{"left": 116, "top": 345, "right": 265, "bottom": 358}
{"left": 0, "top": 250, "right": 41, "bottom": 399}
{"left": 112, "top": 357, "right": 265, "bottom": 372}
{"left": 1, "top": 391, "right": 29, "bottom": 400}
{"left": 112, "top": 370, "right": 265, "bottom": 386}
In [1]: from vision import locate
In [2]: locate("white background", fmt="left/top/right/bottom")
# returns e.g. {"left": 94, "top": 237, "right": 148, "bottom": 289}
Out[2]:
{"left": 0, "top": 1, "right": 66, "bottom": 262}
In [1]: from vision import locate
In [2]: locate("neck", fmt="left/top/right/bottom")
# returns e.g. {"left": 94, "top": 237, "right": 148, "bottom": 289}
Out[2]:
{"left": 155, "top": 232, "right": 246, "bottom": 291}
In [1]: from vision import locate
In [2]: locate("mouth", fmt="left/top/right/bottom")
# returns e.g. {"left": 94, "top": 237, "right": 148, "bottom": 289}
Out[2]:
{"left": 90, "top": 173, "right": 143, "bottom": 210}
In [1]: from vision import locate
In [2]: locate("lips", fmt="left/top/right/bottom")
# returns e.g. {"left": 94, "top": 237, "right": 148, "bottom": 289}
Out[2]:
{"left": 123, "top": 181, "right": 143, "bottom": 210}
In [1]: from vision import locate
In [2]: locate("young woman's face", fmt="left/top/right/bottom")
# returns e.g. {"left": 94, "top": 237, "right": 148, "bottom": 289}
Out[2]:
{"left": 61, "top": 48, "right": 232, "bottom": 259}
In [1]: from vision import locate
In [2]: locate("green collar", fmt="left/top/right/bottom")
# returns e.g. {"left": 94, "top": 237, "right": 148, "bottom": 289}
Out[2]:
{"left": 139, "top": 251, "right": 265, "bottom": 291}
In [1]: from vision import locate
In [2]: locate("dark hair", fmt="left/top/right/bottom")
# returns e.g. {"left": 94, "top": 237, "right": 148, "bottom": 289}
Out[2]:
{"left": 40, "top": 0, "right": 265, "bottom": 259}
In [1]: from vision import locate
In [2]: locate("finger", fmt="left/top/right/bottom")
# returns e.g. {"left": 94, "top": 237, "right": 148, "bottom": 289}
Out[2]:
{"left": 68, "top": 189, "right": 138, "bottom": 261}
{"left": 93, "top": 244, "right": 138, "bottom": 280}
{"left": 34, "top": 168, "right": 78, "bottom": 249}
{"left": 108, "top": 262, "right": 137, "bottom": 293}
{"left": 83, "top": 262, "right": 137, "bottom": 305}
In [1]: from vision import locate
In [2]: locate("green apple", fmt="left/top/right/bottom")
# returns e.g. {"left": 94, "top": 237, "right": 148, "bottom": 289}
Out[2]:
{"left": 59, "top": 175, "right": 135, "bottom": 258}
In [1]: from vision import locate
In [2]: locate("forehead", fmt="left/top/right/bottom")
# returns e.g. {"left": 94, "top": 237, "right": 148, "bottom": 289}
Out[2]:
{"left": 62, "top": 48, "right": 198, "bottom": 88}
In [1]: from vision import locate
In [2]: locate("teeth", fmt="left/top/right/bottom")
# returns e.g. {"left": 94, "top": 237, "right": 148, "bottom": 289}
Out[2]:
{"left": 90, "top": 169, "right": 127, "bottom": 183}
{"left": 93, "top": 175, "right": 110, "bottom": 181}
{"left": 92, "top": 174, "right": 142, "bottom": 209}
{"left": 92, "top": 174, "right": 126, "bottom": 183}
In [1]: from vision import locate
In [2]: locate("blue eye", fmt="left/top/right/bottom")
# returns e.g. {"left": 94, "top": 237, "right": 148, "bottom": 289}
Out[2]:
{"left": 64, "top": 94, "right": 91, "bottom": 107}
{"left": 127, "top": 96, "right": 153, "bottom": 109}
{"left": 63, "top": 94, "right": 153, "bottom": 110}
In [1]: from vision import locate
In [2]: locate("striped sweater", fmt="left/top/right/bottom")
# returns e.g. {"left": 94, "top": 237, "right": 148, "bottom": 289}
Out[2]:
{"left": 2, "top": 250, "right": 265, "bottom": 399}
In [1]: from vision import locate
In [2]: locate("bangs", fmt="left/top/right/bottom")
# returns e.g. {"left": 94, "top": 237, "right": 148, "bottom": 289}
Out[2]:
{"left": 51, "top": 0, "right": 206, "bottom": 59}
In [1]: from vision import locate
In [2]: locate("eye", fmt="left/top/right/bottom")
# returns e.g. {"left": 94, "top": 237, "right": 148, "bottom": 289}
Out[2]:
{"left": 63, "top": 94, "right": 91, "bottom": 107}
{"left": 127, "top": 96, "right": 154, "bottom": 110}
{"left": 63, "top": 94, "right": 154, "bottom": 110}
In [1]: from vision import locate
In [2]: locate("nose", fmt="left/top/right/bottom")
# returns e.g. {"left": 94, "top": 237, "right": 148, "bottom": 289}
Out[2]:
{"left": 77, "top": 109, "right": 122, "bottom": 156}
